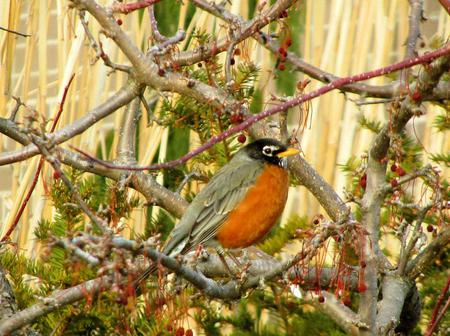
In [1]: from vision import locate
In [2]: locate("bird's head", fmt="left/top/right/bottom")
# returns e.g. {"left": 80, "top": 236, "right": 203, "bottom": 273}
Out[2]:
{"left": 239, "top": 138, "right": 299, "bottom": 168}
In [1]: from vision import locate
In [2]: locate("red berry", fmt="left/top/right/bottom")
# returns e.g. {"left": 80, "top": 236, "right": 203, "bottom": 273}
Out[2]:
{"left": 157, "top": 68, "right": 165, "bottom": 76}
{"left": 426, "top": 224, "right": 434, "bottom": 232}
{"left": 237, "top": 134, "right": 246, "bottom": 143}
{"left": 230, "top": 58, "right": 235, "bottom": 65}
{"left": 360, "top": 260, "right": 367, "bottom": 268}
{"left": 396, "top": 167, "right": 406, "bottom": 176}
{"left": 234, "top": 48, "right": 241, "bottom": 56}
{"left": 278, "top": 63, "right": 286, "bottom": 71}
{"left": 279, "top": 10, "right": 288, "bottom": 18}
{"left": 116, "top": 18, "right": 123, "bottom": 26}
{"left": 278, "top": 47, "right": 286, "bottom": 55}
{"left": 53, "top": 171, "right": 61, "bottom": 180}
{"left": 185, "top": 330, "right": 194, "bottom": 336}
{"left": 390, "top": 164, "right": 398, "bottom": 172}
{"left": 175, "top": 327, "right": 185, "bottom": 336}
{"left": 390, "top": 178, "right": 398, "bottom": 188}
{"left": 230, "top": 113, "right": 244, "bottom": 124}
{"left": 411, "top": 90, "right": 422, "bottom": 102}
{"left": 359, "top": 174, "right": 367, "bottom": 189}
{"left": 318, "top": 295, "right": 325, "bottom": 303}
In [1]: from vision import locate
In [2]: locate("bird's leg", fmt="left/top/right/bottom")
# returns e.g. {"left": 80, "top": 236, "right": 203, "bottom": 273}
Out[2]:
{"left": 194, "top": 244, "right": 204, "bottom": 259}
{"left": 216, "top": 247, "right": 238, "bottom": 277}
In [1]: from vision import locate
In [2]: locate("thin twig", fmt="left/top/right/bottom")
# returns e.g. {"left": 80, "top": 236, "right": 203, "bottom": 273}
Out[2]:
{"left": 175, "top": 171, "right": 202, "bottom": 194}
{"left": 428, "top": 295, "right": 450, "bottom": 335}
{"left": 0, "top": 26, "right": 30, "bottom": 37}
{"left": 148, "top": 4, "right": 166, "bottom": 42}
{"left": 425, "top": 274, "right": 450, "bottom": 335}
{"left": 400, "top": 0, "right": 423, "bottom": 83}
{"left": 397, "top": 203, "right": 433, "bottom": 275}
{"left": 225, "top": 40, "right": 236, "bottom": 90}
{"left": 0, "top": 75, "right": 75, "bottom": 242}
{"left": 9, "top": 96, "right": 24, "bottom": 121}
{"left": 30, "top": 135, "right": 110, "bottom": 234}
{"left": 0, "top": 81, "right": 143, "bottom": 166}
{"left": 55, "top": 238, "right": 100, "bottom": 266}
{"left": 0, "top": 275, "right": 113, "bottom": 335}
{"left": 111, "top": 0, "right": 162, "bottom": 14}
{"left": 148, "top": 30, "right": 186, "bottom": 55}
{"left": 79, "top": 11, "right": 131, "bottom": 73}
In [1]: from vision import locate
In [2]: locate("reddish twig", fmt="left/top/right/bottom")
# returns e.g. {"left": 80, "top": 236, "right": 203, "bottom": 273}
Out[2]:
{"left": 112, "top": 0, "right": 162, "bottom": 14}
{"left": 0, "top": 158, "right": 44, "bottom": 242}
{"left": 425, "top": 274, "right": 450, "bottom": 336}
{"left": 51, "top": 74, "right": 76, "bottom": 132}
{"left": 72, "top": 44, "right": 450, "bottom": 171}
{"left": 0, "top": 74, "right": 75, "bottom": 242}
{"left": 438, "top": 0, "right": 450, "bottom": 15}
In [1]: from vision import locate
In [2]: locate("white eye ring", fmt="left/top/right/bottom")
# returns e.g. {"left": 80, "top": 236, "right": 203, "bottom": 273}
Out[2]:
{"left": 263, "top": 145, "right": 276, "bottom": 156}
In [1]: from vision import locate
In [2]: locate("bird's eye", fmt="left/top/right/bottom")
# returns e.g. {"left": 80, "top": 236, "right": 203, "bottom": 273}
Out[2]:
{"left": 263, "top": 146, "right": 273, "bottom": 156}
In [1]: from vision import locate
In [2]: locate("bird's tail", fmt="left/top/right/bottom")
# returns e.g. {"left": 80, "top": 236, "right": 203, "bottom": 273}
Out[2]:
{"left": 133, "top": 264, "right": 158, "bottom": 296}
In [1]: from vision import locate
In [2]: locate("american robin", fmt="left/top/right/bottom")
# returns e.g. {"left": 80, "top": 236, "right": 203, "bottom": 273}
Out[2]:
{"left": 135, "top": 138, "right": 299, "bottom": 289}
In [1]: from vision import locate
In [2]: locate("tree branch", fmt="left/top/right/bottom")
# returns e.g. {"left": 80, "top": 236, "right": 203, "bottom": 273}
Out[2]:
{"left": 358, "top": 46, "right": 450, "bottom": 335}
{"left": 400, "top": 0, "right": 423, "bottom": 82}
{"left": 0, "top": 80, "right": 143, "bottom": 166}
{"left": 375, "top": 274, "right": 412, "bottom": 334}
{"left": 0, "top": 276, "right": 113, "bottom": 336}
{"left": 306, "top": 291, "right": 367, "bottom": 335}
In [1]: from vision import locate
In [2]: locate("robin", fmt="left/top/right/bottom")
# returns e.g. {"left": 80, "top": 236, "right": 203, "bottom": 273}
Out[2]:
{"left": 134, "top": 138, "right": 299, "bottom": 290}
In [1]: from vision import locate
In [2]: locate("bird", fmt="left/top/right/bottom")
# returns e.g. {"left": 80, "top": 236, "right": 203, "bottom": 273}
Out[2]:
{"left": 134, "top": 138, "right": 299, "bottom": 291}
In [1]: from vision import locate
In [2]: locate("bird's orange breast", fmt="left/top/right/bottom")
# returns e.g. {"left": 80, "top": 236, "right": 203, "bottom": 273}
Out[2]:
{"left": 216, "top": 164, "right": 289, "bottom": 248}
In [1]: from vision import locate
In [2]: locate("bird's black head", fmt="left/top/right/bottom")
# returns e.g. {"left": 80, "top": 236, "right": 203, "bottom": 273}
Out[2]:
{"left": 241, "top": 138, "right": 299, "bottom": 167}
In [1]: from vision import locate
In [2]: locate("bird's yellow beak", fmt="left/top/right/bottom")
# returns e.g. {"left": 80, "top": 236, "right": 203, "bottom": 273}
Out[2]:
{"left": 277, "top": 147, "right": 300, "bottom": 158}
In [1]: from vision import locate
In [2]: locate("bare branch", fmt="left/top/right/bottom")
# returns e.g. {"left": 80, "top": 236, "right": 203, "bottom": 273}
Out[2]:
{"left": 397, "top": 203, "right": 434, "bottom": 275}
{"left": 30, "top": 135, "right": 110, "bottom": 233}
{"left": 57, "top": 148, "right": 188, "bottom": 218}
{"left": 1, "top": 75, "right": 75, "bottom": 242}
{"left": 400, "top": 0, "right": 423, "bottom": 82}
{"left": 0, "top": 81, "right": 143, "bottom": 166}
{"left": 148, "top": 4, "right": 166, "bottom": 43}
{"left": 175, "top": 0, "right": 297, "bottom": 66}
{"left": 406, "top": 225, "right": 450, "bottom": 279}
{"left": 376, "top": 274, "right": 412, "bottom": 334}
{"left": 358, "top": 46, "right": 450, "bottom": 334}
{"left": 116, "top": 98, "right": 140, "bottom": 163}
{"left": 305, "top": 291, "right": 367, "bottom": 335}
{"left": 55, "top": 238, "right": 100, "bottom": 266}
{"left": 111, "top": 0, "right": 162, "bottom": 15}
{"left": 79, "top": 11, "right": 131, "bottom": 73}
{"left": 0, "top": 276, "right": 113, "bottom": 335}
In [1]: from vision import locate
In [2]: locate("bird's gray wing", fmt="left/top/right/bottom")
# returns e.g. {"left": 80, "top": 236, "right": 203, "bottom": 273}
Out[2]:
{"left": 162, "top": 159, "right": 264, "bottom": 256}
